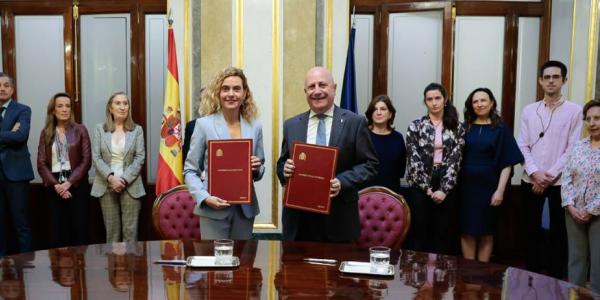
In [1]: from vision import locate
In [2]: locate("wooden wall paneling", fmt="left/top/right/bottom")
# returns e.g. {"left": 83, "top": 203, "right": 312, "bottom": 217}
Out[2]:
{"left": 373, "top": 7, "right": 390, "bottom": 96}
{"left": 501, "top": 11, "right": 518, "bottom": 131}
{"left": 353, "top": 5, "right": 378, "bottom": 98}
{"left": 353, "top": 0, "right": 451, "bottom": 97}
{"left": 537, "top": 0, "right": 552, "bottom": 100}
{"left": 1, "top": 9, "right": 16, "bottom": 97}
{"left": 455, "top": 1, "right": 544, "bottom": 16}
{"left": 441, "top": 2, "right": 452, "bottom": 98}
{"left": 1, "top": 3, "right": 76, "bottom": 116}
{"left": 133, "top": 4, "right": 152, "bottom": 241}
{"left": 64, "top": 8, "right": 78, "bottom": 121}
{"left": 0, "top": 9, "right": 6, "bottom": 73}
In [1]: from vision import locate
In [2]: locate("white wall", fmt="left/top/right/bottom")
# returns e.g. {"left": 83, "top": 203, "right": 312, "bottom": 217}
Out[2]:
{"left": 387, "top": 11, "right": 443, "bottom": 134}
{"left": 14, "top": 15, "right": 66, "bottom": 183}
{"left": 453, "top": 16, "right": 505, "bottom": 118}
{"left": 145, "top": 15, "right": 168, "bottom": 183}
{"left": 241, "top": 0, "right": 276, "bottom": 227}
{"left": 353, "top": 14, "right": 374, "bottom": 115}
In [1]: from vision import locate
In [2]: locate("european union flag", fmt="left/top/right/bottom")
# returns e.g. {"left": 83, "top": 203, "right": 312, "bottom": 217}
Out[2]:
{"left": 340, "top": 27, "right": 357, "bottom": 113}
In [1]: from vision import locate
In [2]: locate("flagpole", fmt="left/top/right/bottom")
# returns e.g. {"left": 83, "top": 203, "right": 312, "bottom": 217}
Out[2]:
{"left": 351, "top": 5, "right": 356, "bottom": 28}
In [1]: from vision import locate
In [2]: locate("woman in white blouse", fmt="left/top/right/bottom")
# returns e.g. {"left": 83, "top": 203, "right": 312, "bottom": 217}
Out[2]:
{"left": 561, "top": 99, "right": 600, "bottom": 293}
{"left": 91, "top": 92, "right": 146, "bottom": 242}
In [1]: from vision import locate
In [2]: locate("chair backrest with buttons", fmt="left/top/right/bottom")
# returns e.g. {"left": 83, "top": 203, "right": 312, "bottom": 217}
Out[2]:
{"left": 152, "top": 185, "right": 200, "bottom": 240}
{"left": 356, "top": 186, "right": 411, "bottom": 250}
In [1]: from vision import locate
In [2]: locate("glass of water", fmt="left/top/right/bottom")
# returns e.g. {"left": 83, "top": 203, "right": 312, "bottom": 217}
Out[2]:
{"left": 369, "top": 246, "right": 391, "bottom": 274}
{"left": 214, "top": 239, "right": 234, "bottom": 265}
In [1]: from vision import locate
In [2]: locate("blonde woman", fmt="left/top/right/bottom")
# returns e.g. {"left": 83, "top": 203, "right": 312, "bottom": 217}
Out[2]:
{"left": 184, "top": 67, "right": 265, "bottom": 240}
{"left": 91, "top": 92, "right": 145, "bottom": 242}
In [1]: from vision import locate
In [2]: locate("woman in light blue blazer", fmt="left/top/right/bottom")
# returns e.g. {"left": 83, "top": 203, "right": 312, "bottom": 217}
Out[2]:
{"left": 184, "top": 67, "right": 265, "bottom": 240}
{"left": 91, "top": 92, "right": 146, "bottom": 242}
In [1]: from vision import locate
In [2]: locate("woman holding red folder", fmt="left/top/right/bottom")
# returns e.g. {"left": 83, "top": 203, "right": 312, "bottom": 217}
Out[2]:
{"left": 184, "top": 67, "right": 265, "bottom": 240}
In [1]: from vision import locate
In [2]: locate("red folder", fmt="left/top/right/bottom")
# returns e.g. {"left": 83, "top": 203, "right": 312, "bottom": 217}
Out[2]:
{"left": 283, "top": 143, "right": 338, "bottom": 214}
{"left": 208, "top": 139, "right": 252, "bottom": 204}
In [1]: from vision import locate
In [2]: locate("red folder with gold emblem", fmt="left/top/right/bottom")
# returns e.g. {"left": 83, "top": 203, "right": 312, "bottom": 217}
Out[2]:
{"left": 283, "top": 143, "right": 338, "bottom": 214}
{"left": 208, "top": 139, "right": 252, "bottom": 204}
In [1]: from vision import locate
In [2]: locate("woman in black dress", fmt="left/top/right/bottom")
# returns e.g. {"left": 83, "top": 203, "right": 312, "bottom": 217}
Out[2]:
{"left": 460, "top": 88, "right": 523, "bottom": 262}
{"left": 364, "top": 95, "right": 406, "bottom": 194}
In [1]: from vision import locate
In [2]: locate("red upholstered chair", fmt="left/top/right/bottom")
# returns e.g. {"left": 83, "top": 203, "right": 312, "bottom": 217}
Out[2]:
{"left": 152, "top": 185, "right": 201, "bottom": 240}
{"left": 356, "top": 186, "right": 411, "bottom": 250}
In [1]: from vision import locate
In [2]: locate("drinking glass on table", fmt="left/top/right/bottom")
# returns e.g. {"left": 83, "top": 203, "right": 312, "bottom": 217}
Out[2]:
{"left": 214, "top": 239, "right": 234, "bottom": 265}
{"left": 369, "top": 246, "right": 391, "bottom": 273}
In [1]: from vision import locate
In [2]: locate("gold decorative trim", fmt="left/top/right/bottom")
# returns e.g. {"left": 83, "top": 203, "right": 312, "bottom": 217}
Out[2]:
{"left": 184, "top": 0, "right": 191, "bottom": 122}
{"left": 270, "top": 0, "right": 280, "bottom": 230}
{"left": 236, "top": 0, "right": 244, "bottom": 68}
{"left": 326, "top": 0, "right": 333, "bottom": 69}
{"left": 254, "top": 223, "right": 277, "bottom": 230}
{"left": 568, "top": 0, "right": 577, "bottom": 100}
{"left": 585, "top": 0, "right": 599, "bottom": 101}
{"left": 268, "top": 241, "right": 277, "bottom": 299}
{"left": 254, "top": 0, "right": 280, "bottom": 230}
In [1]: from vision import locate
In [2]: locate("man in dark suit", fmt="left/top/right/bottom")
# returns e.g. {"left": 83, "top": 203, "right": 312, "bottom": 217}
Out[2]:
{"left": 0, "top": 73, "right": 34, "bottom": 255}
{"left": 182, "top": 119, "right": 196, "bottom": 162}
{"left": 182, "top": 87, "right": 204, "bottom": 162}
{"left": 277, "top": 67, "right": 378, "bottom": 242}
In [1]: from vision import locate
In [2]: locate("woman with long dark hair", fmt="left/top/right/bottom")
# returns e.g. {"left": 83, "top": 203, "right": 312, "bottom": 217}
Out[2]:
{"left": 460, "top": 88, "right": 523, "bottom": 262}
{"left": 405, "top": 83, "right": 464, "bottom": 254}
{"left": 37, "top": 93, "right": 91, "bottom": 248}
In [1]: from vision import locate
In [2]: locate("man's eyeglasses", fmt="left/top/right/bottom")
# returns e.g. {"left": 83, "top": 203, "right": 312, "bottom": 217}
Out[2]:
{"left": 541, "top": 74, "right": 562, "bottom": 81}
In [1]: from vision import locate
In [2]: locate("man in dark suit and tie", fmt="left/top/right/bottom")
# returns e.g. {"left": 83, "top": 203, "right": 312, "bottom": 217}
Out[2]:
{"left": 0, "top": 73, "right": 34, "bottom": 255}
{"left": 277, "top": 67, "right": 378, "bottom": 242}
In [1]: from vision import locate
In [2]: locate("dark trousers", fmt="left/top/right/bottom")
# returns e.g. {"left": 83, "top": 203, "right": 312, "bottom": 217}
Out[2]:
{"left": 405, "top": 167, "right": 458, "bottom": 255}
{"left": 294, "top": 211, "right": 352, "bottom": 243}
{"left": 521, "top": 181, "right": 567, "bottom": 279}
{"left": 296, "top": 211, "right": 329, "bottom": 242}
{"left": 0, "top": 165, "right": 32, "bottom": 256}
{"left": 47, "top": 175, "right": 90, "bottom": 248}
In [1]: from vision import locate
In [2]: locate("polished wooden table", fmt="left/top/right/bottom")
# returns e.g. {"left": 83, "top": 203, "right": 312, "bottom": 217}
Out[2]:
{"left": 0, "top": 240, "right": 596, "bottom": 299}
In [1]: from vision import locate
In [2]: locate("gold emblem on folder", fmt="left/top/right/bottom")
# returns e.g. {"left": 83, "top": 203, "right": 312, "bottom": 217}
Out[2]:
{"left": 299, "top": 152, "right": 307, "bottom": 161}
{"left": 216, "top": 149, "right": 223, "bottom": 157}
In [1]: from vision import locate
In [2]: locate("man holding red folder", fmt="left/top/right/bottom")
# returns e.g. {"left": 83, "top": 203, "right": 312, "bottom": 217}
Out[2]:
{"left": 277, "top": 67, "right": 379, "bottom": 243}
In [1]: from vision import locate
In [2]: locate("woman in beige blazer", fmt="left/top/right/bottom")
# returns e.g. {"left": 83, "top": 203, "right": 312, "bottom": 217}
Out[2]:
{"left": 91, "top": 92, "right": 146, "bottom": 242}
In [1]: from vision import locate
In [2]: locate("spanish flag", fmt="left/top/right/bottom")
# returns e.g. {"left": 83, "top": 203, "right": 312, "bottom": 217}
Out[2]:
{"left": 156, "top": 18, "right": 183, "bottom": 196}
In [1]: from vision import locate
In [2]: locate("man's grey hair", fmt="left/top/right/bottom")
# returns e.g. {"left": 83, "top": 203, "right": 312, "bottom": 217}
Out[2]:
{"left": 0, "top": 72, "right": 15, "bottom": 87}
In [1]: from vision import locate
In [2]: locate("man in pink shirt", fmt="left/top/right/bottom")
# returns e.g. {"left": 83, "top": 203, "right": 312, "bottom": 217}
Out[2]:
{"left": 517, "top": 60, "right": 583, "bottom": 279}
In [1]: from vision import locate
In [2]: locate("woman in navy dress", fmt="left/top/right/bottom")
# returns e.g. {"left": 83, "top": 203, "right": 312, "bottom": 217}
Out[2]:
{"left": 460, "top": 88, "right": 523, "bottom": 262}
{"left": 364, "top": 95, "right": 406, "bottom": 194}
